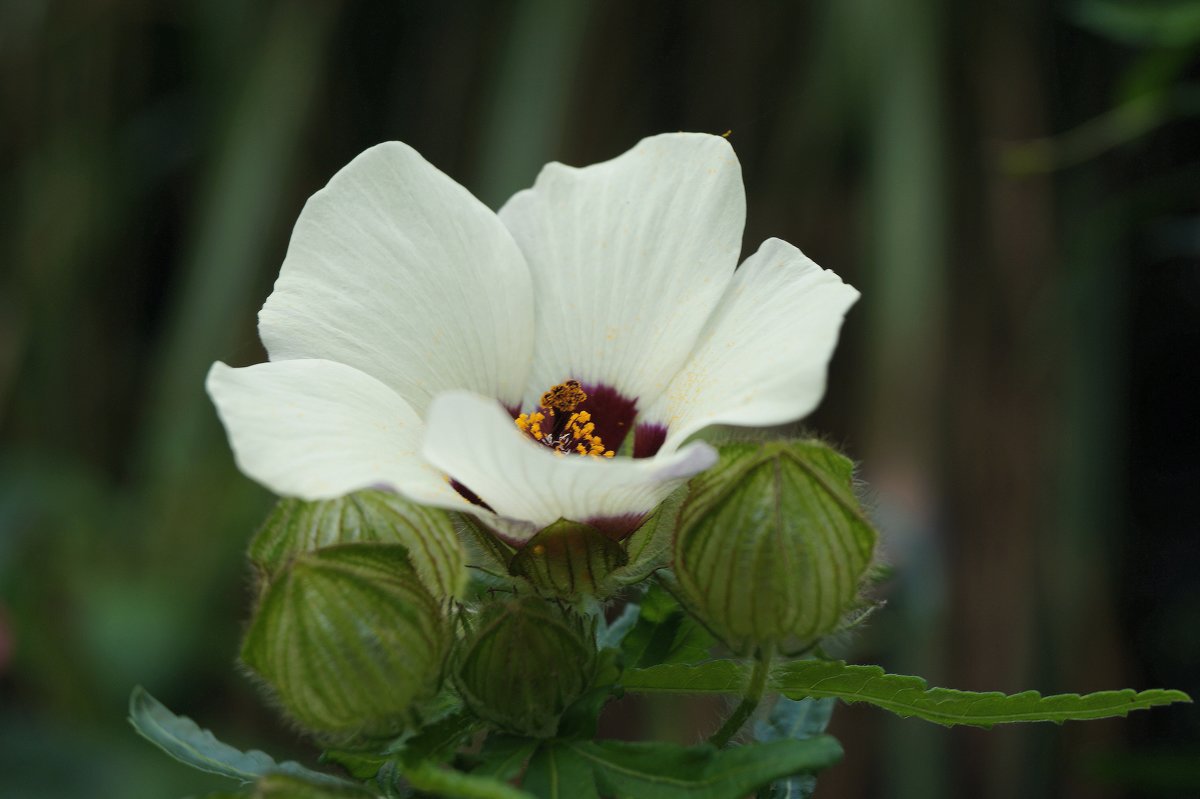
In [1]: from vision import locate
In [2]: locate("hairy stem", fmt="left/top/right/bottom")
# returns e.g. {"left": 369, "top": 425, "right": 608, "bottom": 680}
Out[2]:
{"left": 708, "top": 645, "right": 774, "bottom": 747}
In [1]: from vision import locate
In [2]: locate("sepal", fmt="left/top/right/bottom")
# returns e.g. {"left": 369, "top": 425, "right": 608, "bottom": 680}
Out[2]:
{"left": 454, "top": 596, "right": 596, "bottom": 737}
{"left": 250, "top": 489, "right": 467, "bottom": 598}
{"left": 673, "top": 439, "right": 877, "bottom": 655}
{"left": 241, "top": 543, "right": 451, "bottom": 744}
{"left": 508, "top": 519, "right": 628, "bottom": 599}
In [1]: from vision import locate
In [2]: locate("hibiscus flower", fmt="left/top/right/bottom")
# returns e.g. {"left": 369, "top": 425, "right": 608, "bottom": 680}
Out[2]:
{"left": 207, "top": 133, "right": 858, "bottom": 545}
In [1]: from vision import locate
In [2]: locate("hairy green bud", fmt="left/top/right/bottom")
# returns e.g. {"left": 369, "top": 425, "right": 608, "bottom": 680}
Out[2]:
{"left": 454, "top": 597, "right": 595, "bottom": 737}
{"left": 673, "top": 440, "right": 877, "bottom": 655}
{"left": 241, "top": 543, "right": 450, "bottom": 744}
{"left": 508, "top": 519, "right": 628, "bottom": 599}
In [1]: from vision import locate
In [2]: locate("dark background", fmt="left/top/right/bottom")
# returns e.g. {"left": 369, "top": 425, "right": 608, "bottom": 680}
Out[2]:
{"left": 1, "top": 1, "right": 1197, "bottom": 797}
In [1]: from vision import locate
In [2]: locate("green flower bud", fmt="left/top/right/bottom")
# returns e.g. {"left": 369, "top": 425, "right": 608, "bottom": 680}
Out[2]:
{"left": 454, "top": 597, "right": 595, "bottom": 737}
{"left": 508, "top": 519, "right": 628, "bottom": 599}
{"left": 673, "top": 440, "right": 877, "bottom": 656}
{"left": 241, "top": 543, "right": 450, "bottom": 744}
{"left": 250, "top": 489, "right": 467, "bottom": 599}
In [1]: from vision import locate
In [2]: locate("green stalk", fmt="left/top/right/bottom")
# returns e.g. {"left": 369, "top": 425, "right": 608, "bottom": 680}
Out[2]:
{"left": 708, "top": 645, "right": 774, "bottom": 748}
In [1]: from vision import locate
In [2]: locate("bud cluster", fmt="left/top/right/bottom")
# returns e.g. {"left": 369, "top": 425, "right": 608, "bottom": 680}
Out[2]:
{"left": 235, "top": 440, "right": 877, "bottom": 748}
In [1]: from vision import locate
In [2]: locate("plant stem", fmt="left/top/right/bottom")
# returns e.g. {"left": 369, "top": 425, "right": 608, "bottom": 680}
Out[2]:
{"left": 708, "top": 645, "right": 774, "bottom": 747}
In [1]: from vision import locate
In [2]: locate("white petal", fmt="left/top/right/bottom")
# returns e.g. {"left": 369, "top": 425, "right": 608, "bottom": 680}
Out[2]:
{"left": 498, "top": 132, "right": 745, "bottom": 409}
{"left": 422, "top": 391, "right": 717, "bottom": 543}
{"left": 206, "top": 359, "right": 464, "bottom": 508}
{"left": 260, "top": 142, "right": 535, "bottom": 414}
{"left": 644, "top": 238, "right": 859, "bottom": 452}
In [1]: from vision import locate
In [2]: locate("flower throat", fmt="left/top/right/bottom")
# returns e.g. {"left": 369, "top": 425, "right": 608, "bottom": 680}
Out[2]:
{"left": 514, "top": 380, "right": 615, "bottom": 458}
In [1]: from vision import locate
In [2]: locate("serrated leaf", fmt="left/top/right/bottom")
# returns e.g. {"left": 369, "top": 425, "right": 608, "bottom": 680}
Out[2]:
{"left": 523, "top": 743, "right": 599, "bottom": 799}
{"left": 620, "top": 661, "right": 1193, "bottom": 727}
{"left": 250, "top": 490, "right": 466, "bottom": 597}
{"left": 128, "top": 686, "right": 356, "bottom": 788}
{"left": 569, "top": 738, "right": 842, "bottom": 799}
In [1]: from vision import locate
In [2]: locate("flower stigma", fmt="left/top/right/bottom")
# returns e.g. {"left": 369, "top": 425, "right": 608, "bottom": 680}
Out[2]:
{"left": 514, "top": 380, "right": 616, "bottom": 458}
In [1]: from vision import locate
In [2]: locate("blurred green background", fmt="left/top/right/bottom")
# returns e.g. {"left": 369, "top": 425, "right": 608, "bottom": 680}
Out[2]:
{"left": 1, "top": 1, "right": 1197, "bottom": 797}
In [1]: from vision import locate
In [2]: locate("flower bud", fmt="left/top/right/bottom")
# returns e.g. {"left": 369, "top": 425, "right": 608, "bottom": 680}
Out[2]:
{"left": 250, "top": 489, "right": 467, "bottom": 599}
{"left": 241, "top": 543, "right": 450, "bottom": 744}
{"left": 673, "top": 440, "right": 877, "bottom": 655}
{"left": 508, "top": 519, "right": 628, "bottom": 599}
{"left": 454, "top": 597, "right": 595, "bottom": 737}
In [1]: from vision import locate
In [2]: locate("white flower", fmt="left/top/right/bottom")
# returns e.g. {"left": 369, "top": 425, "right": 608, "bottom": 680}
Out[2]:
{"left": 207, "top": 133, "right": 858, "bottom": 545}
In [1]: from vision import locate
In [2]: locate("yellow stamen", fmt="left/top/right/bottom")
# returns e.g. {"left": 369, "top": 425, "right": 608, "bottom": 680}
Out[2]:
{"left": 514, "top": 381, "right": 616, "bottom": 458}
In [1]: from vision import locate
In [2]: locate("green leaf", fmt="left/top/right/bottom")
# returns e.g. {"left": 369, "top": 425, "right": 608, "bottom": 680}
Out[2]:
{"left": 251, "top": 772, "right": 377, "bottom": 798}
{"left": 523, "top": 743, "right": 599, "bottom": 799}
{"left": 620, "top": 661, "right": 1194, "bottom": 727}
{"left": 399, "top": 760, "right": 535, "bottom": 799}
{"left": 753, "top": 698, "right": 836, "bottom": 799}
{"left": 570, "top": 738, "right": 842, "bottom": 799}
{"left": 128, "top": 686, "right": 356, "bottom": 788}
{"left": 620, "top": 584, "right": 715, "bottom": 668}
{"left": 250, "top": 490, "right": 467, "bottom": 597}
{"left": 555, "top": 647, "right": 624, "bottom": 742}
{"left": 597, "top": 602, "right": 641, "bottom": 650}
{"left": 388, "top": 709, "right": 480, "bottom": 764}
{"left": 755, "top": 697, "right": 835, "bottom": 744}
{"left": 319, "top": 749, "right": 390, "bottom": 782}
{"left": 471, "top": 735, "right": 539, "bottom": 781}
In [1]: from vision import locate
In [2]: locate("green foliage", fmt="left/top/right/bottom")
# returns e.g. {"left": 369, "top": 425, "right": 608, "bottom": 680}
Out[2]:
{"left": 127, "top": 687, "right": 355, "bottom": 789}
{"left": 250, "top": 773, "right": 377, "bottom": 798}
{"left": 619, "top": 583, "right": 716, "bottom": 668}
{"left": 524, "top": 744, "right": 599, "bottom": 799}
{"left": 471, "top": 736, "right": 540, "bottom": 782}
{"left": 250, "top": 490, "right": 466, "bottom": 598}
{"left": 240, "top": 543, "right": 450, "bottom": 743}
{"left": 673, "top": 440, "right": 877, "bottom": 655}
{"left": 753, "top": 698, "right": 836, "bottom": 799}
{"left": 620, "top": 660, "right": 1193, "bottom": 727}
{"left": 508, "top": 519, "right": 628, "bottom": 599}
{"left": 567, "top": 738, "right": 843, "bottom": 799}
{"left": 400, "top": 760, "right": 535, "bottom": 799}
